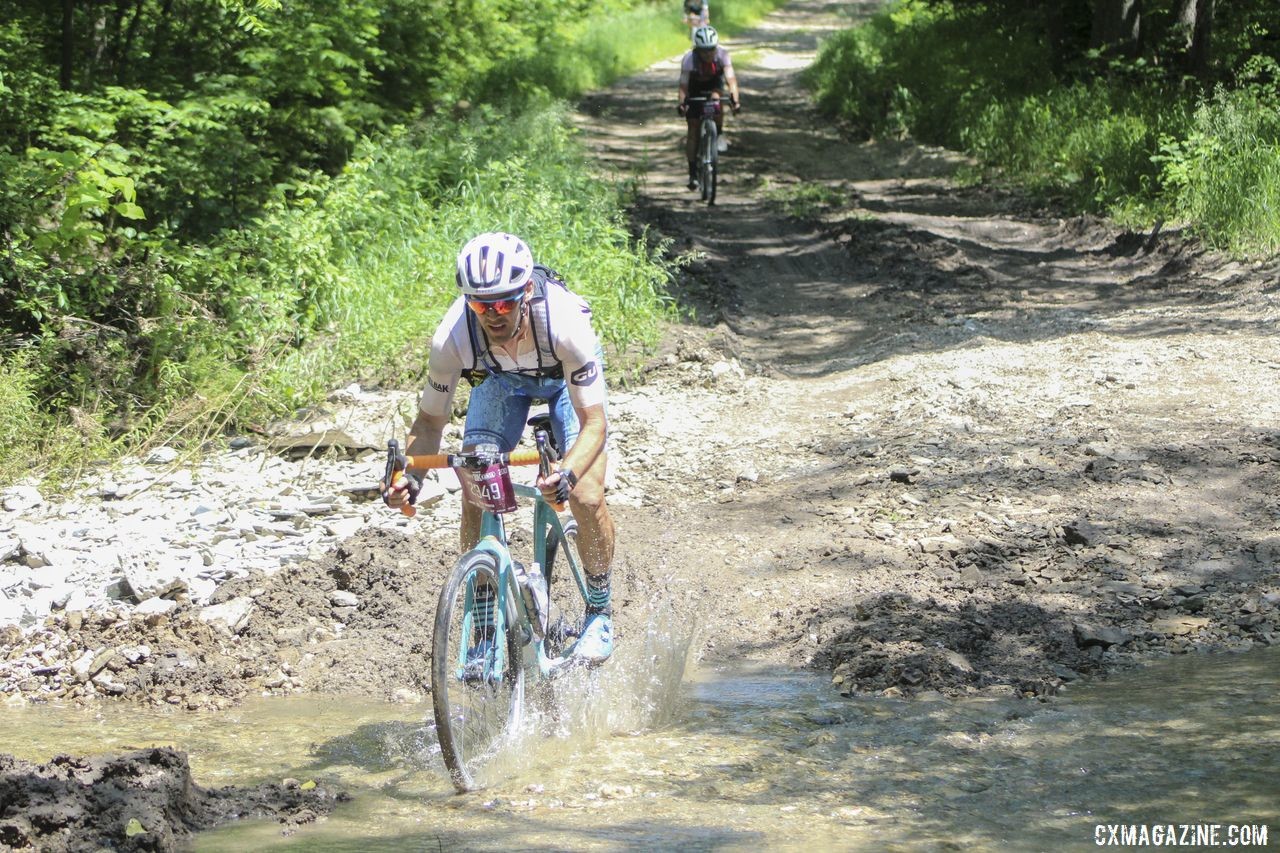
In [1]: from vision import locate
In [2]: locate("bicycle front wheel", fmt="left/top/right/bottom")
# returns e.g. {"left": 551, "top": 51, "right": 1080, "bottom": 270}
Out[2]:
{"left": 431, "top": 549, "right": 526, "bottom": 792}
{"left": 700, "top": 123, "right": 718, "bottom": 206}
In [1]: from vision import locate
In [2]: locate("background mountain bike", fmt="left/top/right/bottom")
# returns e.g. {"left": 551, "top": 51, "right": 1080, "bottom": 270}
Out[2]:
{"left": 685, "top": 96, "right": 725, "bottom": 205}
{"left": 386, "top": 414, "right": 590, "bottom": 793}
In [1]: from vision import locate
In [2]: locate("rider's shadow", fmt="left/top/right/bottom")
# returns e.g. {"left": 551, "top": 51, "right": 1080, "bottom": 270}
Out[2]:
{"left": 295, "top": 718, "right": 440, "bottom": 779}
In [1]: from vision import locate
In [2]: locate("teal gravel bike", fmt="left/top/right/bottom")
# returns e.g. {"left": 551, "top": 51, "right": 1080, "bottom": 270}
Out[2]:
{"left": 386, "top": 414, "right": 591, "bottom": 792}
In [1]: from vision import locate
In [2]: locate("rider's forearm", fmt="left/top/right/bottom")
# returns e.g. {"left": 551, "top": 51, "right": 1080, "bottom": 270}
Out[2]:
{"left": 562, "top": 406, "right": 607, "bottom": 478}
{"left": 407, "top": 410, "right": 447, "bottom": 463}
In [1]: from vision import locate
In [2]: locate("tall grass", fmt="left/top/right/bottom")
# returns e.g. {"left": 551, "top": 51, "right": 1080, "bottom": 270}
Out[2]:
{"left": 1158, "top": 84, "right": 1280, "bottom": 255}
{"left": 245, "top": 102, "right": 676, "bottom": 410}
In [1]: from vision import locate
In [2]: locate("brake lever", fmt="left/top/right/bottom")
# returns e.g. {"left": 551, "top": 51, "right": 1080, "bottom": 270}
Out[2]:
{"left": 534, "top": 431, "right": 566, "bottom": 512}
{"left": 385, "top": 439, "right": 421, "bottom": 517}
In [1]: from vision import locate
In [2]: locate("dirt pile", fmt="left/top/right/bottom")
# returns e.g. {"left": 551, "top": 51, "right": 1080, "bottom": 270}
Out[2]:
{"left": 0, "top": 747, "right": 346, "bottom": 851}
{"left": 1, "top": 527, "right": 458, "bottom": 709}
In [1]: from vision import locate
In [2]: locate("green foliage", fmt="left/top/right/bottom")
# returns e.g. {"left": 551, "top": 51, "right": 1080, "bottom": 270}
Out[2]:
{"left": 805, "top": 1, "right": 1054, "bottom": 144}
{"left": 0, "top": 0, "right": 799, "bottom": 480}
{"left": 808, "top": 0, "right": 1280, "bottom": 254}
{"left": 1156, "top": 66, "right": 1280, "bottom": 254}
{"left": 962, "top": 82, "right": 1185, "bottom": 212}
{"left": 762, "top": 180, "right": 848, "bottom": 220}
{"left": 233, "top": 103, "right": 676, "bottom": 409}
{"left": 475, "top": 0, "right": 787, "bottom": 107}
{"left": 0, "top": 351, "right": 42, "bottom": 465}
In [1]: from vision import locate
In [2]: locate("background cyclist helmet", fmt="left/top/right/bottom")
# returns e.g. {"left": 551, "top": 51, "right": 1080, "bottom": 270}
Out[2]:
{"left": 455, "top": 232, "right": 534, "bottom": 298}
{"left": 692, "top": 25, "right": 718, "bottom": 49}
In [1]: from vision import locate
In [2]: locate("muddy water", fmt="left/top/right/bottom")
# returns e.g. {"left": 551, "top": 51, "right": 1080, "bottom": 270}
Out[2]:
{"left": 6, "top": 632, "right": 1277, "bottom": 850}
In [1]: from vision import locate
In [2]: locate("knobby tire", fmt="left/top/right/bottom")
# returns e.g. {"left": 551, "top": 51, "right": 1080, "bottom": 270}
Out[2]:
{"left": 700, "top": 120, "right": 718, "bottom": 206}
{"left": 432, "top": 549, "right": 526, "bottom": 793}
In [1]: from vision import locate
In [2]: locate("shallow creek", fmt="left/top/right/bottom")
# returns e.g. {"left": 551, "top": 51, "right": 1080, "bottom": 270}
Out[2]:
{"left": 6, "top": 631, "right": 1276, "bottom": 851}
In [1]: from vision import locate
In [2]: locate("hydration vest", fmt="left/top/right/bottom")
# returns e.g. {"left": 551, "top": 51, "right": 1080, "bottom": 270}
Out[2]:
{"left": 689, "top": 52, "right": 726, "bottom": 96}
{"left": 462, "top": 265, "right": 576, "bottom": 385}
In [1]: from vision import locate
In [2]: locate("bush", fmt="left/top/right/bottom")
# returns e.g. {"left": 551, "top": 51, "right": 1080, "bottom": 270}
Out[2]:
{"left": 1158, "top": 73, "right": 1280, "bottom": 254}
{"left": 805, "top": 1, "right": 1053, "bottom": 144}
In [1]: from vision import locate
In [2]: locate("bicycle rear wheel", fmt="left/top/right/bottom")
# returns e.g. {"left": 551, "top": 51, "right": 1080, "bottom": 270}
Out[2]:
{"left": 431, "top": 549, "right": 526, "bottom": 792}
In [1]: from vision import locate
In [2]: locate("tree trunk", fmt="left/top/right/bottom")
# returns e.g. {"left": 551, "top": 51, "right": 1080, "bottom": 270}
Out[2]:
{"left": 1090, "top": 0, "right": 1142, "bottom": 58}
{"left": 61, "top": 0, "right": 75, "bottom": 89}
{"left": 88, "top": 0, "right": 113, "bottom": 88}
{"left": 118, "top": 0, "right": 147, "bottom": 80}
{"left": 1176, "top": 0, "right": 1214, "bottom": 78}
{"left": 1043, "top": 2, "right": 1067, "bottom": 74}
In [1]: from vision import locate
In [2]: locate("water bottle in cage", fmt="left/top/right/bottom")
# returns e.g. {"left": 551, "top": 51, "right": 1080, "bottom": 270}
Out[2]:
{"left": 520, "top": 561, "right": 549, "bottom": 640}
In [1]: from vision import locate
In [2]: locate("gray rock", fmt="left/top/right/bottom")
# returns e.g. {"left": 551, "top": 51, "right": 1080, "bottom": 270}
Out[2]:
{"left": 1049, "top": 663, "right": 1081, "bottom": 681}
{"left": 0, "top": 594, "right": 23, "bottom": 627}
{"left": 2, "top": 486, "right": 44, "bottom": 512}
{"left": 1073, "top": 622, "right": 1132, "bottom": 648}
{"left": 120, "top": 564, "right": 188, "bottom": 603}
{"left": 1255, "top": 537, "right": 1280, "bottom": 566}
{"left": 120, "top": 645, "right": 150, "bottom": 664}
{"left": 198, "top": 597, "right": 254, "bottom": 633}
{"left": 919, "top": 534, "right": 966, "bottom": 554}
{"left": 69, "top": 651, "right": 97, "bottom": 683}
{"left": 134, "top": 597, "right": 178, "bottom": 617}
{"left": 1062, "top": 520, "right": 1106, "bottom": 547}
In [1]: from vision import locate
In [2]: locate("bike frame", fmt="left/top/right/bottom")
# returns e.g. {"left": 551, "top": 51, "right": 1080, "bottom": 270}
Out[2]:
{"left": 467, "top": 483, "right": 589, "bottom": 679}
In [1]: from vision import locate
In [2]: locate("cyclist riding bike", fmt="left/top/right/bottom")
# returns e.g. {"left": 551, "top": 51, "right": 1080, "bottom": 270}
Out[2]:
{"left": 677, "top": 25, "right": 740, "bottom": 191}
{"left": 683, "top": 0, "right": 709, "bottom": 29}
{"left": 384, "top": 231, "right": 616, "bottom": 664}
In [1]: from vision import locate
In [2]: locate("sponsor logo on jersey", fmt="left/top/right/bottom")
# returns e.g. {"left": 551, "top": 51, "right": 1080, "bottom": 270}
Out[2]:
{"left": 570, "top": 362, "right": 599, "bottom": 386}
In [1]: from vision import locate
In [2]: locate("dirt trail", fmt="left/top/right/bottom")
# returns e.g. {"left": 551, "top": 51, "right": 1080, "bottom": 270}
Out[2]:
{"left": 577, "top": 0, "right": 1280, "bottom": 697}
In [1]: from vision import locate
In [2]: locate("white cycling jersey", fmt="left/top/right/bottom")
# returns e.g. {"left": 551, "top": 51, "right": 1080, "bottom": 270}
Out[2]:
{"left": 418, "top": 284, "right": 605, "bottom": 417}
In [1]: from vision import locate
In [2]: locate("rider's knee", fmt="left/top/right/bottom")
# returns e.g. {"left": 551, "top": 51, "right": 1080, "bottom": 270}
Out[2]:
{"left": 569, "top": 478, "right": 607, "bottom": 518}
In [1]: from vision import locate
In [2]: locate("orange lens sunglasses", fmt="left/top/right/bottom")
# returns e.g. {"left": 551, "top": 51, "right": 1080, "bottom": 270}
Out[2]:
{"left": 467, "top": 295, "right": 522, "bottom": 315}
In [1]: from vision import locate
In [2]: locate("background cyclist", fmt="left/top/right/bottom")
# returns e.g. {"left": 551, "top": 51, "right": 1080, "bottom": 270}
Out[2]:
{"left": 677, "top": 25, "right": 740, "bottom": 191}
{"left": 683, "top": 0, "right": 709, "bottom": 29}
{"left": 385, "top": 232, "right": 616, "bottom": 664}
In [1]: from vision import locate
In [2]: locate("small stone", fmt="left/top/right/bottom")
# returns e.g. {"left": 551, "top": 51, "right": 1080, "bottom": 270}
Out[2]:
{"left": 198, "top": 597, "right": 254, "bottom": 634}
{"left": 328, "top": 590, "right": 360, "bottom": 608}
{"left": 145, "top": 447, "right": 179, "bottom": 465}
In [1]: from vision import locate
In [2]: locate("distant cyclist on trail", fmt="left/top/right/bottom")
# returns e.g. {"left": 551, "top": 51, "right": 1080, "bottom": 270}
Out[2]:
{"left": 384, "top": 231, "right": 616, "bottom": 664}
{"left": 677, "top": 25, "right": 740, "bottom": 191}
{"left": 683, "top": 0, "right": 709, "bottom": 29}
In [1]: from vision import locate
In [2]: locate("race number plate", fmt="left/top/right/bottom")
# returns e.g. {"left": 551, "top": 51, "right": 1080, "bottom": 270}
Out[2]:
{"left": 455, "top": 461, "right": 518, "bottom": 514}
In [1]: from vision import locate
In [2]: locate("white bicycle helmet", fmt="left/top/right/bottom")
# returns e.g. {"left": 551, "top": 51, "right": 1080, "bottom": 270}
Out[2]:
{"left": 454, "top": 232, "right": 534, "bottom": 298}
{"left": 692, "top": 25, "right": 718, "bottom": 49}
